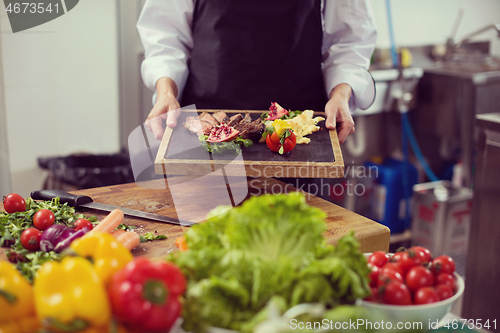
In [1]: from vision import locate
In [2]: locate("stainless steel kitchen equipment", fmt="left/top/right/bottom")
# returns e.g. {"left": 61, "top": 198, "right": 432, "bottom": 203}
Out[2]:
{"left": 462, "top": 113, "right": 500, "bottom": 328}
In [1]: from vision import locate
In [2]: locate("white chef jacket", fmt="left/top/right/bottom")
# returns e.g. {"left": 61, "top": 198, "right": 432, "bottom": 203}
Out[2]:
{"left": 137, "top": 0, "right": 377, "bottom": 110}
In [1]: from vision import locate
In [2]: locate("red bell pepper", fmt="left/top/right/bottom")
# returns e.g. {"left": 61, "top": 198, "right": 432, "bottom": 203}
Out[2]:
{"left": 108, "top": 258, "right": 186, "bottom": 332}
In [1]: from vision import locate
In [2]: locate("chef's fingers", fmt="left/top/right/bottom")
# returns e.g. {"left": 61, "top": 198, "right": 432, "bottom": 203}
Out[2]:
{"left": 325, "top": 96, "right": 338, "bottom": 130}
{"left": 145, "top": 116, "right": 165, "bottom": 141}
{"left": 337, "top": 118, "right": 355, "bottom": 145}
{"left": 147, "top": 95, "right": 181, "bottom": 124}
{"left": 325, "top": 92, "right": 355, "bottom": 144}
{"left": 166, "top": 107, "right": 182, "bottom": 129}
{"left": 325, "top": 112, "right": 337, "bottom": 130}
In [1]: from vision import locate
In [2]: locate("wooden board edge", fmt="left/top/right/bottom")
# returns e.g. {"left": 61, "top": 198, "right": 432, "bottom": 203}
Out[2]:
{"left": 154, "top": 159, "right": 345, "bottom": 178}
{"left": 329, "top": 129, "right": 345, "bottom": 177}
{"left": 155, "top": 126, "right": 174, "bottom": 175}
{"left": 179, "top": 109, "right": 327, "bottom": 115}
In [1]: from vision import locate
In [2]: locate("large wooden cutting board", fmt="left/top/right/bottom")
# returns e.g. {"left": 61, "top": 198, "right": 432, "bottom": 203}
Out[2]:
{"left": 154, "top": 110, "right": 344, "bottom": 178}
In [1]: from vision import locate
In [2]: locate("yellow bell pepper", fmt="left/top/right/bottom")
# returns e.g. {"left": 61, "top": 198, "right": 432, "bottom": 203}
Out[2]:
{"left": 70, "top": 231, "right": 133, "bottom": 286}
{"left": 33, "top": 256, "right": 111, "bottom": 332}
{"left": 0, "top": 262, "right": 39, "bottom": 333}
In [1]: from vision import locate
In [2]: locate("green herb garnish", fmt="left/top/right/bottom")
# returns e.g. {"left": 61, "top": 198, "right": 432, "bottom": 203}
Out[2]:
{"left": 140, "top": 232, "right": 167, "bottom": 243}
{"left": 198, "top": 135, "right": 253, "bottom": 155}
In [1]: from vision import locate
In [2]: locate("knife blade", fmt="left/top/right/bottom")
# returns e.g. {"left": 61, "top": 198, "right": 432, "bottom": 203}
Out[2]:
{"left": 30, "top": 190, "right": 194, "bottom": 226}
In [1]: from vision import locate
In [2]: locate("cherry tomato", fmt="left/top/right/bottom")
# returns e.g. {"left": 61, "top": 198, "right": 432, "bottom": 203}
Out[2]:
{"left": 270, "top": 132, "right": 281, "bottom": 145}
{"left": 380, "top": 281, "right": 412, "bottom": 305}
{"left": 368, "top": 251, "right": 389, "bottom": 268}
{"left": 3, "top": 193, "right": 26, "bottom": 214}
{"left": 414, "top": 287, "right": 440, "bottom": 305}
{"left": 364, "top": 287, "right": 379, "bottom": 303}
{"left": 381, "top": 262, "right": 404, "bottom": 276}
{"left": 410, "top": 246, "right": 432, "bottom": 263}
{"left": 282, "top": 137, "right": 295, "bottom": 153}
{"left": 266, "top": 133, "right": 280, "bottom": 152}
{"left": 431, "top": 255, "right": 456, "bottom": 275}
{"left": 392, "top": 251, "right": 414, "bottom": 274}
{"left": 434, "top": 273, "right": 456, "bottom": 291}
{"left": 435, "top": 284, "right": 454, "bottom": 301}
{"left": 289, "top": 131, "right": 296, "bottom": 147}
{"left": 20, "top": 228, "right": 42, "bottom": 251}
{"left": 377, "top": 269, "right": 404, "bottom": 287}
{"left": 405, "top": 266, "right": 434, "bottom": 292}
{"left": 74, "top": 218, "right": 93, "bottom": 231}
{"left": 368, "top": 264, "right": 381, "bottom": 288}
{"left": 33, "top": 209, "right": 55, "bottom": 230}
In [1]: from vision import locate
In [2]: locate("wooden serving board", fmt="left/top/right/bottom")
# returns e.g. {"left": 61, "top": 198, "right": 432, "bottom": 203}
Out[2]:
{"left": 154, "top": 109, "right": 344, "bottom": 178}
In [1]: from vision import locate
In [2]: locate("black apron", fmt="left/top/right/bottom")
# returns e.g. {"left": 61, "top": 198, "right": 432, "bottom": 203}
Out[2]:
{"left": 181, "top": 0, "right": 327, "bottom": 111}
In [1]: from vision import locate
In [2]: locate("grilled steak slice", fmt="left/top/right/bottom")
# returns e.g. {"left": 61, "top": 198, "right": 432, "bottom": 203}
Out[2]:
{"left": 199, "top": 112, "right": 219, "bottom": 127}
{"left": 184, "top": 116, "right": 213, "bottom": 135}
{"left": 234, "top": 118, "right": 265, "bottom": 140}
{"left": 227, "top": 114, "right": 244, "bottom": 127}
{"left": 241, "top": 112, "right": 252, "bottom": 123}
{"left": 213, "top": 110, "right": 230, "bottom": 124}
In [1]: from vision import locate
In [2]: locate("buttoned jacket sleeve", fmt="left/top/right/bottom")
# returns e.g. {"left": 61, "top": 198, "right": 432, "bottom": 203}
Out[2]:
{"left": 322, "top": 0, "right": 377, "bottom": 110}
{"left": 137, "top": 0, "right": 194, "bottom": 98}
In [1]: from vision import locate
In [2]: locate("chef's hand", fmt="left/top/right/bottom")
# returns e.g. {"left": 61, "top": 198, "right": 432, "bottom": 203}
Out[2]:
{"left": 325, "top": 83, "right": 355, "bottom": 145}
{"left": 145, "top": 77, "right": 181, "bottom": 140}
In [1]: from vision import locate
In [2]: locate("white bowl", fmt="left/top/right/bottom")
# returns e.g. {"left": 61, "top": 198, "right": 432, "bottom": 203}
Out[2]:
{"left": 360, "top": 253, "right": 465, "bottom": 326}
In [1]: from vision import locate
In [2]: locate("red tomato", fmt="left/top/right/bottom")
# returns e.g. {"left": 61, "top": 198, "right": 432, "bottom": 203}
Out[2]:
{"left": 365, "top": 287, "right": 379, "bottom": 303}
{"left": 270, "top": 131, "right": 281, "bottom": 145}
{"left": 381, "top": 262, "right": 404, "bottom": 276}
{"left": 380, "top": 281, "right": 412, "bottom": 305}
{"left": 282, "top": 137, "right": 295, "bottom": 153}
{"left": 414, "top": 287, "right": 440, "bottom": 305}
{"left": 377, "top": 269, "right": 404, "bottom": 287}
{"left": 405, "top": 266, "right": 434, "bottom": 292}
{"left": 368, "top": 264, "right": 381, "bottom": 288}
{"left": 434, "top": 273, "right": 456, "bottom": 291}
{"left": 266, "top": 133, "right": 280, "bottom": 152}
{"left": 266, "top": 131, "right": 296, "bottom": 154}
{"left": 410, "top": 246, "right": 432, "bottom": 263}
{"left": 435, "top": 284, "right": 454, "bottom": 301}
{"left": 431, "top": 256, "right": 456, "bottom": 275}
{"left": 20, "top": 228, "right": 42, "bottom": 251}
{"left": 74, "top": 218, "right": 93, "bottom": 231}
{"left": 33, "top": 209, "right": 55, "bottom": 230}
{"left": 368, "top": 251, "right": 389, "bottom": 268}
{"left": 289, "top": 131, "right": 296, "bottom": 146}
{"left": 3, "top": 193, "right": 26, "bottom": 214}
{"left": 392, "top": 251, "right": 414, "bottom": 274}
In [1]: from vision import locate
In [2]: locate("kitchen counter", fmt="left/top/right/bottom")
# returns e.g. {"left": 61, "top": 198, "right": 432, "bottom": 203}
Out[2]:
{"left": 0, "top": 177, "right": 390, "bottom": 261}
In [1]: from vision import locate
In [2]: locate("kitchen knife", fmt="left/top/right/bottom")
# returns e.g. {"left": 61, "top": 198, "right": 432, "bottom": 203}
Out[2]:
{"left": 30, "top": 189, "right": 194, "bottom": 226}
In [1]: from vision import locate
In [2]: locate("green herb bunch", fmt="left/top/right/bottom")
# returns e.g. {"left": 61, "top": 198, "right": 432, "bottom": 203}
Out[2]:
{"left": 199, "top": 135, "right": 253, "bottom": 155}
{"left": 0, "top": 197, "right": 96, "bottom": 282}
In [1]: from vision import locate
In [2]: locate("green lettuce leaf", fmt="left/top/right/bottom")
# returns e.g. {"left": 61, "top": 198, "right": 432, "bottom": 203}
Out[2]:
{"left": 170, "top": 193, "right": 370, "bottom": 333}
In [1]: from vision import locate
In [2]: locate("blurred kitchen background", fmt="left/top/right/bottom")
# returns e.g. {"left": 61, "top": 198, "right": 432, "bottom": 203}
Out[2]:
{"left": 1, "top": 0, "right": 500, "bottom": 320}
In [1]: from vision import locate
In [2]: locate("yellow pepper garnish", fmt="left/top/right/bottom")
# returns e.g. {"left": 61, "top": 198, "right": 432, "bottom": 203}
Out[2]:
{"left": 0, "top": 262, "right": 39, "bottom": 333}
{"left": 272, "top": 119, "right": 292, "bottom": 137}
{"left": 33, "top": 256, "right": 111, "bottom": 332}
{"left": 70, "top": 231, "right": 133, "bottom": 286}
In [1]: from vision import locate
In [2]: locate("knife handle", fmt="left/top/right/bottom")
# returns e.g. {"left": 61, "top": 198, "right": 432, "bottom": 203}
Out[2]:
{"left": 30, "top": 190, "right": 94, "bottom": 207}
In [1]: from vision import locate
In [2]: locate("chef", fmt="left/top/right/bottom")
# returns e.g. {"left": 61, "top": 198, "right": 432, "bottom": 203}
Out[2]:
{"left": 137, "top": 0, "right": 376, "bottom": 144}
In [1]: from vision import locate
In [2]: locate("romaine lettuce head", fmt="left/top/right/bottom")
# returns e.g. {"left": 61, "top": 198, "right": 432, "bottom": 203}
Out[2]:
{"left": 185, "top": 193, "right": 326, "bottom": 262}
{"left": 171, "top": 193, "right": 370, "bottom": 333}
